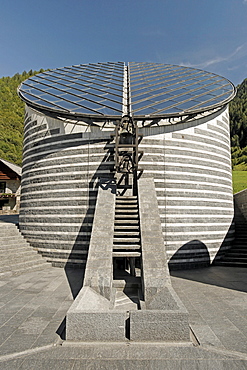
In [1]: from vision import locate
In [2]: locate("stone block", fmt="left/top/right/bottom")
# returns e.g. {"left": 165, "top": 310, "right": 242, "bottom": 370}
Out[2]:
{"left": 145, "top": 285, "right": 186, "bottom": 310}
{"left": 130, "top": 310, "right": 190, "bottom": 342}
{"left": 66, "top": 287, "right": 127, "bottom": 341}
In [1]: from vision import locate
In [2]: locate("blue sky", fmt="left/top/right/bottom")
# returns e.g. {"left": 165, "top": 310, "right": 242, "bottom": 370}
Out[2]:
{"left": 1, "top": 0, "right": 247, "bottom": 85}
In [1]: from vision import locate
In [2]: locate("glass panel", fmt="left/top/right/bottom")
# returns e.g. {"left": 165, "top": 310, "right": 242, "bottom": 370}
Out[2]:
{"left": 45, "top": 88, "right": 67, "bottom": 95}
{"left": 131, "top": 92, "right": 153, "bottom": 100}
{"left": 25, "top": 88, "right": 44, "bottom": 96}
{"left": 22, "top": 92, "right": 39, "bottom": 101}
{"left": 132, "top": 100, "right": 154, "bottom": 109}
{"left": 176, "top": 100, "right": 201, "bottom": 110}
{"left": 97, "top": 107, "right": 120, "bottom": 115}
{"left": 38, "top": 100, "right": 61, "bottom": 109}
{"left": 70, "top": 106, "right": 99, "bottom": 114}
{"left": 99, "top": 100, "right": 122, "bottom": 110}
{"left": 150, "top": 101, "right": 177, "bottom": 110}
{"left": 59, "top": 94, "right": 84, "bottom": 102}
{"left": 132, "top": 107, "right": 156, "bottom": 114}
{"left": 156, "top": 107, "right": 184, "bottom": 114}
{"left": 84, "top": 94, "right": 105, "bottom": 102}
{"left": 192, "top": 94, "right": 215, "bottom": 102}
{"left": 172, "top": 94, "right": 195, "bottom": 102}
{"left": 39, "top": 94, "right": 61, "bottom": 102}
{"left": 80, "top": 100, "right": 101, "bottom": 109}
{"left": 148, "top": 93, "right": 174, "bottom": 102}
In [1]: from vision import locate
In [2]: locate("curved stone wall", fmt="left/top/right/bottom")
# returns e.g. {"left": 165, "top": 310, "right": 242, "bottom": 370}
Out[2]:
{"left": 20, "top": 106, "right": 115, "bottom": 267}
{"left": 20, "top": 105, "right": 234, "bottom": 268}
{"left": 138, "top": 106, "right": 234, "bottom": 269}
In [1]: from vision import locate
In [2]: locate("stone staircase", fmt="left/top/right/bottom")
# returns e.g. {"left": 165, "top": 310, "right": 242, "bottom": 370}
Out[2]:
{"left": 112, "top": 195, "right": 143, "bottom": 310}
{"left": 215, "top": 204, "right": 247, "bottom": 267}
{"left": 0, "top": 221, "right": 50, "bottom": 277}
{"left": 113, "top": 196, "right": 141, "bottom": 260}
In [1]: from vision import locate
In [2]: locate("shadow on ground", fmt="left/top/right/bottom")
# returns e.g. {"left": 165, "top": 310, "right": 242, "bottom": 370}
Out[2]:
{"left": 170, "top": 265, "right": 247, "bottom": 293}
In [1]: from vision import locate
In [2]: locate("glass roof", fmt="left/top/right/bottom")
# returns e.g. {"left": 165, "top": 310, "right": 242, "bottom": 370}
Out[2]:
{"left": 18, "top": 62, "right": 236, "bottom": 119}
{"left": 128, "top": 62, "right": 236, "bottom": 118}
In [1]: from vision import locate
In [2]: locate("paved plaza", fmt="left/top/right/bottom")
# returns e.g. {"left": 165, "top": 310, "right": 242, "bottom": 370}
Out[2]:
{"left": 0, "top": 262, "right": 246, "bottom": 368}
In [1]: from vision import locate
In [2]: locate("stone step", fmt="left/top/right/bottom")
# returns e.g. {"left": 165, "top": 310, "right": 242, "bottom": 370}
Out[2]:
{"left": 115, "top": 214, "right": 139, "bottom": 220}
{"left": 0, "top": 249, "right": 41, "bottom": 262}
{"left": 0, "top": 241, "right": 30, "bottom": 249}
{"left": 0, "top": 232, "right": 27, "bottom": 240}
{"left": 113, "top": 289, "right": 140, "bottom": 310}
{"left": 114, "top": 219, "right": 139, "bottom": 224}
{"left": 115, "top": 210, "right": 138, "bottom": 215}
{"left": 114, "top": 231, "right": 140, "bottom": 237}
{"left": 0, "top": 256, "right": 47, "bottom": 273}
{"left": 41, "top": 252, "right": 88, "bottom": 261}
{"left": 112, "top": 251, "right": 141, "bottom": 258}
{"left": 116, "top": 199, "right": 138, "bottom": 203}
{"left": 113, "top": 237, "right": 140, "bottom": 243}
{"left": 226, "top": 250, "right": 247, "bottom": 256}
{"left": 223, "top": 256, "right": 247, "bottom": 262}
{"left": 113, "top": 244, "right": 141, "bottom": 250}
{"left": 46, "top": 257, "right": 87, "bottom": 265}
{"left": 113, "top": 278, "right": 141, "bottom": 289}
{"left": 0, "top": 262, "right": 51, "bottom": 278}
{"left": 115, "top": 202, "right": 138, "bottom": 206}
{"left": 114, "top": 225, "right": 139, "bottom": 231}
{"left": 0, "top": 223, "right": 18, "bottom": 228}
{"left": 231, "top": 244, "right": 247, "bottom": 248}
{"left": 215, "top": 261, "right": 247, "bottom": 267}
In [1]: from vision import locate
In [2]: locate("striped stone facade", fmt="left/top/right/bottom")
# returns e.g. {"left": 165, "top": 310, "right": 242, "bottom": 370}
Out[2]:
{"left": 138, "top": 107, "right": 234, "bottom": 269}
{"left": 19, "top": 105, "right": 234, "bottom": 269}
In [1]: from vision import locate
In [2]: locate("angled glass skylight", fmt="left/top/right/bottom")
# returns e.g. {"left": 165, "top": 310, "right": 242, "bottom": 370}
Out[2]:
{"left": 128, "top": 62, "right": 236, "bottom": 118}
{"left": 18, "top": 62, "right": 236, "bottom": 120}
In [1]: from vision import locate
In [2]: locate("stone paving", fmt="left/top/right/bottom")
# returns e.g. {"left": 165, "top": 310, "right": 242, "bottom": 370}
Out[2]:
{"left": 0, "top": 264, "right": 246, "bottom": 369}
{"left": 0, "top": 214, "right": 247, "bottom": 368}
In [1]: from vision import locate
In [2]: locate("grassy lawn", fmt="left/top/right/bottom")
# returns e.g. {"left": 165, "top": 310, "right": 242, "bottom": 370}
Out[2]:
{"left": 232, "top": 171, "right": 247, "bottom": 194}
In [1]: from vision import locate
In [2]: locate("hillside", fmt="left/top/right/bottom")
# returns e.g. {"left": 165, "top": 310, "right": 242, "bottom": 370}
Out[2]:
{"left": 229, "top": 78, "right": 247, "bottom": 170}
{"left": 0, "top": 71, "right": 247, "bottom": 168}
{"left": 0, "top": 70, "right": 44, "bottom": 166}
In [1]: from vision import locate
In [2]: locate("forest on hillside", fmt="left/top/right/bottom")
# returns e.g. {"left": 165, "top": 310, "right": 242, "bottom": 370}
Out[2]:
{"left": 0, "top": 69, "right": 44, "bottom": 165}
{"left": 0, "top": 71, "right": 247, "bottom": 168}
{"left": 229, "top": 78, "right": 247, "bottom": 170}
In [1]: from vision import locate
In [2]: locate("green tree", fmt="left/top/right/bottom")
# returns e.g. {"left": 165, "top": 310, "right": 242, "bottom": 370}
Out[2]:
{"left": 0, "top": 69, "right": 44, "bottom": 166}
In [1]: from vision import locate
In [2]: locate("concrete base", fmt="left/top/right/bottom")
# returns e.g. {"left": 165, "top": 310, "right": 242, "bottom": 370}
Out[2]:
{"left": 66, "top": 287, "right": 127, "bottom": 341}
{"left": 129, "top": 284, "right": 190, "bottom": 342}
{"left": 130, "top": 310, "right": 189, "bottom": 342}
{"left": 67, "top": 177, "right": 190, "bottom": 342}
{"left": 66, "top": 286, "right": 190, "bottom": 342}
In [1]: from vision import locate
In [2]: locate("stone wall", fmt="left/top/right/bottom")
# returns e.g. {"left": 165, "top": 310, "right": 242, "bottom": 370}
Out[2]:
{"left": 19, "top": 105, "right": 234, "bottom": 268}
{"left": 19, "top": 106, "right": 115, "bottom": 267}
{"left": 234, "top": 188, "right": 247, "bottom": 221}
{"left": 138, "top": 106, "right": 234, "bottom": 268}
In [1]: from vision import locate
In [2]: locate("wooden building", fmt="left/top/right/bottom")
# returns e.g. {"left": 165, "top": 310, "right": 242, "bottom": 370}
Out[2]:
{"left": 0, "top": 159, "right": 21, "bottom": 212}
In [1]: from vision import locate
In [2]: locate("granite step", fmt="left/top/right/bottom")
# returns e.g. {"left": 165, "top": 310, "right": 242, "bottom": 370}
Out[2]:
{"left": 112, "top": 251, "right": 141, "bottom": 258}
{"left": 115, "top": 217, "right": 139, "bottom": 226}
{"left": 113, "top": 237, "right": 140, "bottom": 243}
{"left": 0, "top": 262, "right": 50, "bottom": 278}
{"left": 114, "top": 231, "right": 140, "bottom": 236}
{"left": 113, "top": 244, "right": 141, "bottom": 250}
{"left": 115, "top": 214, "right": 139, "bottom": 220}
{"left": 0, "top": 257, "right": 48, "bottom": 273}
{"left": 114, "top": 225, "right": 139, "bottom": 230}
{"left": 215, "top": 261, "right": 247, "bottom": 267}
